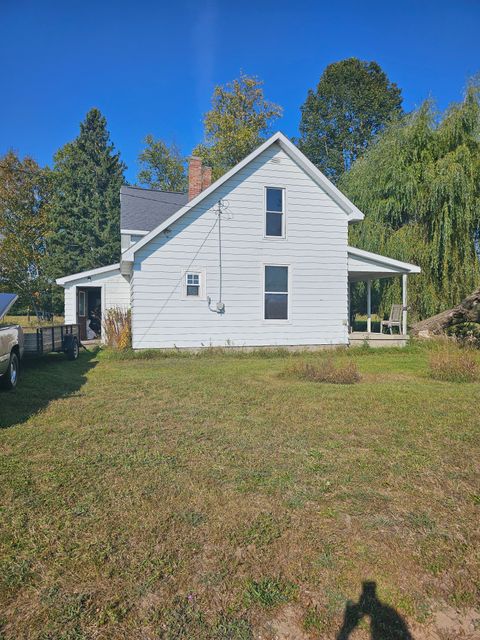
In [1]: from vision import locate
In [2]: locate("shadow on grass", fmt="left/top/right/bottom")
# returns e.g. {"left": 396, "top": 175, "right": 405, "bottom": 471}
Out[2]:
{"left": 0, "top": 349, "right": 98, "bottom": 429}
{"left": 336, "top": 581, "right": 413, "bottom": 639}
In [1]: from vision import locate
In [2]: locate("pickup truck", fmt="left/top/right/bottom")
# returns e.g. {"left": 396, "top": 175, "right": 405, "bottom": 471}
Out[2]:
{"left": 0, "top": 294, "right": 24, "bottom": 390}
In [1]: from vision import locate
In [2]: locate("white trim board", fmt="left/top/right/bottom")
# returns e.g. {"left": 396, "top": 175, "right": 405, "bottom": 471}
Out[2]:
{"left": 121, "top": 229, "right": 149, "bottom": 236}
{"left": 56, "top": 263, "right": 120, "bottom": 286}
{"left": 348, "top": 246, "right": 421, "bottom": 274}
{"left": 122, "top": 132, "right": 365, "bottom": 263}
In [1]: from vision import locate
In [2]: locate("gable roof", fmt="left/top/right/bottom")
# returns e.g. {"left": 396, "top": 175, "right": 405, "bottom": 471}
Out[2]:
{"left": 122, "top": 131, "right": 365, "bottom": 262}
{"left": 120, "top": 185, "right": 188, "bottom": 233}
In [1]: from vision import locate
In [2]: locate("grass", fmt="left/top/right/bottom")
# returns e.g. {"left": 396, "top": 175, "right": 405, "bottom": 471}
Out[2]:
{"left": 2, "top": 314, "right": 65, "bottom": 332}
{"left": 0, "top": 342, "right": 479, "bottom": 638}
{"left": 284, "top": 358, "right": 361, "bottom": 384}
{"left": 428, "top": 340, "right": 480, "bottom": 382}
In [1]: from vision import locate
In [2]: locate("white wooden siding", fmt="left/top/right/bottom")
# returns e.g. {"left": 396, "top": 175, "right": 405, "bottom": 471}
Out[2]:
{"left": 63, "top": 270, "right": 130, "bottom": 326}
{"left": 131, "top": 143, "right": 349, "bottom": 348}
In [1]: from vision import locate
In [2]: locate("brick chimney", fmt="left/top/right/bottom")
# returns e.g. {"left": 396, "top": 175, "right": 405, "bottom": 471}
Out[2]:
{"left": 188, "top": 156, "right": 202, "bottom": 200}
{"left": 188, "top": 156, "right": 212, "bottom": 200}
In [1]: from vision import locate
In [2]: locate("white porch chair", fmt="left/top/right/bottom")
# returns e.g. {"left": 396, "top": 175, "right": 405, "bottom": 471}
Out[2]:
{"left": 380, "top": 304, "right": 403, "bottom": 334}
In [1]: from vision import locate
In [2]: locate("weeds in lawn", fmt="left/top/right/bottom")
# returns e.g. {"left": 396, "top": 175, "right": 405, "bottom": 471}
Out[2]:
{"left": 154, "top": 597, "right": 252, "bottom": 639}
{"left": 102, "top": 307, "right": 131, "bottom": 349}
{"left": 236, "top": 513, "right": 284, "bottom": 547}
{"left": 244, "top": 577, "right": 298, "bottom": 608}
{"left": 284, "top": 359, "right": 361, "bottom": 384}
{"left": 428, "top": 341, "right": 479, "bottom": 382}
{"left": 303, "top": 604, "right": 326, "bottom": 632}
{"left": 100, "top": 346, "right": 297, "bottom": 360}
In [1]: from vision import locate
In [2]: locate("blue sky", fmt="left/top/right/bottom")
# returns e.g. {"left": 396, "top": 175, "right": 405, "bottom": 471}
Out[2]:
{"left": 1, "top": 0, "right": 478, "bottom": 183}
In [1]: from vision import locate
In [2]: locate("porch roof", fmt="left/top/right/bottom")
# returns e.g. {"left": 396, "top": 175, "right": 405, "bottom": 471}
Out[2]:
{"left": 348, "top": 247, "right": 421, "bottom": 282}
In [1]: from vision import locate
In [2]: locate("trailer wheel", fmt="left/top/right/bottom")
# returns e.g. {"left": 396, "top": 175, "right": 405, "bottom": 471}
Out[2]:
{"left": 66, "top": 336, "right": 79, "bottom": 360}
{"left": 0, "top": 350, "right": 20, "bottom": 390}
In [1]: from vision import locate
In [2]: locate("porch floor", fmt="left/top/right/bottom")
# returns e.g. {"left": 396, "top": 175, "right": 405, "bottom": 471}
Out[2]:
{"left": 349, "top": 331, "right": 409, "bottom": 348}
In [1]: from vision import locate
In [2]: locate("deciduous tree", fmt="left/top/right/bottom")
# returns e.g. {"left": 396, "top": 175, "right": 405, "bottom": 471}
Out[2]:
{"left": 194, "top": 73, "right": 283, "bottom": 179}
{"left": 137, "top": 135, "right": 187, "bottom": 191}
{"left": 0, "top": 151, "right": 50, "bottom": 310}
{"left": 299, "top": 58, "right": 403, "bottom": 182}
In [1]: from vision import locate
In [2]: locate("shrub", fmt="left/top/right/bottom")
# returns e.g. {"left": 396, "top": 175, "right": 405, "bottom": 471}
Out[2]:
{"left": 446, "top": 322, "right": 480, "bottom": 348}
{"left": 428, "top": 342, "right": 479, "bottom": 382}
{"left": 102, "top": 307, "right": 131, "bottom": 349}
{"left": 285, "top": 359, "right": 360, "bottom": 384}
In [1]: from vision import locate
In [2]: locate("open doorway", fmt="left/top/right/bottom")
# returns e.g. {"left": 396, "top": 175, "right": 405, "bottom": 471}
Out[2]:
{"left": 77, "top": 287, "right": 102, "bottom": 340}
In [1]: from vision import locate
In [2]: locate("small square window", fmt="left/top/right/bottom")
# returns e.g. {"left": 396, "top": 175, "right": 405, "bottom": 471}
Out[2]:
{"left": 265, "top": 187, "right": 285, "bottom": 237}
{"left": 186, "top": 272, "right": 200, "bottom": 296}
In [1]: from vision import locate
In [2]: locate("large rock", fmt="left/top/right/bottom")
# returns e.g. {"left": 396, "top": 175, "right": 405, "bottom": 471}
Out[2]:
{"left": 412, "top": 287, "right": 480, "bottom": 336}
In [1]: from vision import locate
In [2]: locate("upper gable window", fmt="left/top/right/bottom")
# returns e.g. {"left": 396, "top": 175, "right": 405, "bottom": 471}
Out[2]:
{"left": 265, "top": 187, "right": 285, "bottom": 237}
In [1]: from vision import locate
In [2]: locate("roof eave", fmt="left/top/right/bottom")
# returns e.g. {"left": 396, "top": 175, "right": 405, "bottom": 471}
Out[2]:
{"left": 56, "top": 263, "right": 120, "bottom": 286}
{"left": 348, "top": 246, "right": 421, "bottom": 273}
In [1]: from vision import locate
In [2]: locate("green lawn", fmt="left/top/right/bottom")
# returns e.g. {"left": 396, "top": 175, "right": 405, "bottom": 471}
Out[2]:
{"left": 1, "top": 345, "right": 479, "bottom": 639}
{"left": 2, "top": 315, "right": 65, "bottom": 332}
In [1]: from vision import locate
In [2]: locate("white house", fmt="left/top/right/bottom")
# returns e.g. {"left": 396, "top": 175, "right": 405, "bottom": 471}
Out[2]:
{"left": 56, "top": 132, "right": 420, "bottom": 349}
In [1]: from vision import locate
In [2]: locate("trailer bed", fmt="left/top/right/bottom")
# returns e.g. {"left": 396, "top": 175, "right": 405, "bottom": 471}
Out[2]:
{"left": 24, "top": 324, "right": 80, "bottom": 357}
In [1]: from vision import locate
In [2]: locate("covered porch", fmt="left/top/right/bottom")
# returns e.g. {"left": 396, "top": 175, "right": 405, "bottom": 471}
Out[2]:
{"left": 347, "top": 247, "right": 421, "bottom": 347}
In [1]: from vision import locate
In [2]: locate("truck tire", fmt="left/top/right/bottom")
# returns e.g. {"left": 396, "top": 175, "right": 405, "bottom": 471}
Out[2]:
{"left": 66, "top": 336, "right": 79, "bottom": 360}
{"left": 0, "top": 350, "right": 20, "bottom": 390}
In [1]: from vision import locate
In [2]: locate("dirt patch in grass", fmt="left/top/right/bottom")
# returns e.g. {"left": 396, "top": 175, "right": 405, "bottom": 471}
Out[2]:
{"left": 0, "top": 345, "right": 479, "bottom": 638}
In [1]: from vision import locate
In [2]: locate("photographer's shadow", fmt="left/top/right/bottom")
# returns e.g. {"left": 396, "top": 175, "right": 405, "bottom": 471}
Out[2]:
{"left": 336, "top": 581, "right": 413, "bottom": 639}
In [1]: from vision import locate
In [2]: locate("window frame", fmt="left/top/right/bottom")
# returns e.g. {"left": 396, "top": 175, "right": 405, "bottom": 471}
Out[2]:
{"left": 78, "top": 290, "right": 86, "bottom": 317}
{"left": 264, "top": 186, "right": 286, "bottom": 239}
{"left": 182, "top": 269, "right": 206, "bottom": 300}
{"left": 263, "top": 264, "right": 290, "bottom": 322}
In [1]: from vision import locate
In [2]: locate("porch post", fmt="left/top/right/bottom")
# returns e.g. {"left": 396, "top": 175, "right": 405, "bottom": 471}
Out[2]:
{"left": 402, "top": 274, "right": 408, "bottom": 335}
{"left": 348, "top": 281, "right": 351, "bottom": 332}
{"left": 367, "top": 279, "right": 372, "bottom": 333}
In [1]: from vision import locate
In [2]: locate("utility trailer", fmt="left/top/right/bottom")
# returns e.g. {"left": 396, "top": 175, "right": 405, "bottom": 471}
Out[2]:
{"left": 23, "top": 324, "right": 80, "bottom": 360}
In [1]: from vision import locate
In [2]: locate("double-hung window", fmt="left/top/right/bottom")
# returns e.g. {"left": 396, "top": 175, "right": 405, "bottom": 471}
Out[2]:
{"left": 265, "top": 187, "right": 285, "bottom": 237}
{"left": 264, "top": 265, "right": 288, "bottom": 320}
{"left": 186, "top": 272, "right": 200, "bottom": 297}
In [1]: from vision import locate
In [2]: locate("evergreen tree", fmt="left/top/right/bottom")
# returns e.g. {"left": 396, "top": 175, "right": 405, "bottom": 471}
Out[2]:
{"left": 340, "top": 82, "right": 480, "bottom": 319}
{"left": 193, "top": 73, "right": 283, "bottom": 179}
{"left": 137, "top": 135, "right": 187, "bottom": 191}
{"left": 47, "top": 109, "right": 126, "bottom": 309}
{"left": 299, "top": 58, "right": 403, "bottom": 183}
{"left": 0, "top": 151, "right": 50, "bottom": 310}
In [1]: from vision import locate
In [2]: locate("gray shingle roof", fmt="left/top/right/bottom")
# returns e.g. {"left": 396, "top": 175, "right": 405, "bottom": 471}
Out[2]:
{"left": 120, "top": 185, "right": 188, "bottom": 233}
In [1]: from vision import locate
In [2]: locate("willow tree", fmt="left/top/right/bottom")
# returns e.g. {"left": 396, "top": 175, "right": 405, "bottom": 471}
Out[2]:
{"left": 340, "top": 83, "right": 480, "bottom": 320}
